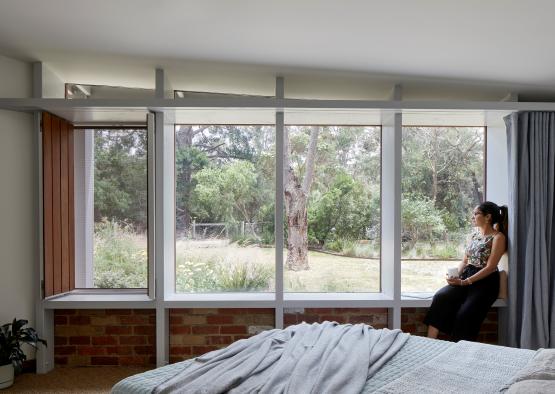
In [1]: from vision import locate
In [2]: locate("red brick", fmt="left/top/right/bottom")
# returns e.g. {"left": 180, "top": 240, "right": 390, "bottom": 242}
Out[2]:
{"left": 55, "top": 345, "right": 76, "bottom": 355}
{"left": 284, "top": 315, "right": 297, "bottom": 325}
{"left": 321, "top": 315, "right": 347, "bottom": 323}
{"left": 233, "top": 335, "right": 250, "bottom": 341}
{"left": 170, "top": 315, "right": 183, "bottom": 324}
{"left": 220, "top": 326, "right": 247, "bottom": 334}
{"left": 106, "top": 346, "right": 133, "bottom": 355}
{"left": 192, "top": 346, "right": 218, "bottom": 355}
{"left": 106, "top": 326, "right": 132, "bottom": 335}
{"left": 69, "top": 336, "right": 91, "bottom": 345}
{"left": 133, "top": 325, "right": 156, "bottom": 335}
{"left": 121, "top": 315, "right": 149, "bottom": 325}
{"left": 55, "top": 336, "right": 67, "bottom": 345}
{"left": 170, "top": 326, "right": 191, "bottom": 335}
{"left": 133, "top": 309, "right": 155, "bottom": 315}
{"left": 54, "top": 356, "right": 68, "bottom": 365}
{"left": 170, "top": 346, "right": 192, "bottom": 355}
{"left": 207, "top": 336, "right": 234, "bottom": 345}
{"left": 206, "top": 315, "right": 234, "bottom": 325}
{"left": 106, "top": 309, "right": 132, "bottom": 315}
{"left": 78, "top": 346, "right": 107, "bottom": 356}
{"left": 120, "top": 336, "right": 147, "bottom": 345}
{"left": 69, "top": 316, "right": 91, "bottom": 325}
{"left": 192, "top": 325, "right": 220, "bottom": 335}
{"left": 57, "top": 309, "right": 76, "bottom": 315}
{"left": 172, "top": 308, "right": 192, "bottom": 314}
{"left": 92, "top": 336, "right": 117, "bottom": 346}
{"left": 120, "top": 356, "right": 148, "bottom": 366}
{"left": 134, "top": 345, "right": 155, "bottom": 355}
{"left": 55, "top": 315, "right": 68, "bottom": 325}
{"left": 245, "top": 308, "right": 274, "bottom": 314}
{"left": 91, "top": 356, "right": 119, "bottom": 365}
{"left": 218, "top": 308, "right": 246, "bottom": 315}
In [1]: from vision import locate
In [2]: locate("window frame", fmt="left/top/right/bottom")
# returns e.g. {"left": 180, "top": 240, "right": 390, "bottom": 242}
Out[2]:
{"left": 69, "top": 124, "right": 154, "bottom": 293}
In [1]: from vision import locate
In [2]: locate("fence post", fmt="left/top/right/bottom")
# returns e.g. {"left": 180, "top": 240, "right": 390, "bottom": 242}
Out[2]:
{"left": 192, "top": 220, "right": 196, "bottom": 239}
{"left": 241, "top": 221, "right": 245, "bottom": 236}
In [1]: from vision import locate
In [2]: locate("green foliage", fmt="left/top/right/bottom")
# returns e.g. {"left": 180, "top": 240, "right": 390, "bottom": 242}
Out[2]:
{"left": 0, "top": 319, "right": 46, "bottom": 372}
{"left": 308, "top": 172, "right": 372, "bottom": 245}
{"left": 93, "top": 220, "right": 147, "bottom": 288}
{"left": 175, "top": 258, "right": 273, "bottom": 292}
{"left": 402, "top": 195, "right": 447, "bottom": 244}
{"left": 215, "top": 262, "right": 273, "bottom": 292}
{"left": 191, "top": 161, "right": 259, "bottom": 223}
{"left": 94, "top": 130, "right": 148, "bottom": 230}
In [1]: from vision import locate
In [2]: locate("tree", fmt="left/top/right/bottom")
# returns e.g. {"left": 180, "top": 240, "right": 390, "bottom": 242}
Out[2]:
{"left": 191, "top": 161, "right": 259, "bottom": 223}
{"left": 284, "top": 126, "right": 320, "bottom": 271}
{"left": 94, "top": 129, "right": 148, "bottom": 230}
{"left": 308, "top": 172, "right": 371, "bottom": 245}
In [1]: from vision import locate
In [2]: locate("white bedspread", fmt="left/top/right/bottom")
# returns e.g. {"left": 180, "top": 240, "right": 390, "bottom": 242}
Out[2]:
{"left": 374, "top": 340, "right": 535, "bottom": 394}
{"left": 153, "top": 321, "right": 408, "bottom": 394}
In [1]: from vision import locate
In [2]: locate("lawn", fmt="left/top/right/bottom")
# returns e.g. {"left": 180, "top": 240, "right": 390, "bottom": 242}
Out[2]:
{"left": 174, "top": 239, "right": 457, "bottom": 293}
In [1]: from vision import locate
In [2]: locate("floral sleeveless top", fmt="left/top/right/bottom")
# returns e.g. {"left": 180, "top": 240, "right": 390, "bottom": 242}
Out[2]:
{"left": 465, "top": 231, "right": 496, "bottom": 268}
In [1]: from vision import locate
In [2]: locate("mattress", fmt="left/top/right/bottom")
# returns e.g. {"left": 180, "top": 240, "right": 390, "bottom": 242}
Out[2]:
{"left": 112, "top": 335, "right": 453, "bottom": 394}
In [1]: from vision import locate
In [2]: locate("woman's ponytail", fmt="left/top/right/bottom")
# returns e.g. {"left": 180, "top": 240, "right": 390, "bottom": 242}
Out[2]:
{"left": 497, "top": 205, "right": 508, "bottom": 238}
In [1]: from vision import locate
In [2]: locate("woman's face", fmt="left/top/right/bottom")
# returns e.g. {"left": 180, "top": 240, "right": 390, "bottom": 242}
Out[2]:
{"left": 472, "top": 206, "right": 488, "bottom": 227}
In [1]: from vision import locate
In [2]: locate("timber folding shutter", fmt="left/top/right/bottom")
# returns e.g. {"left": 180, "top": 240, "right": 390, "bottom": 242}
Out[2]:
{"left": 43, "top": 112, "right": 75, "bottom": 297}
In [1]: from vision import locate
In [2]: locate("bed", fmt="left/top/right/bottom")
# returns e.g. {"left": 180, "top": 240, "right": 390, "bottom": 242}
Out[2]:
{"left": 112, "top": 322, "right": 550, "bottom": 394}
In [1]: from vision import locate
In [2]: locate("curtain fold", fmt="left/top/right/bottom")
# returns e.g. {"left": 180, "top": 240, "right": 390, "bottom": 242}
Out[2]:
{"left": 504, "top": 111, "right": 555, "bottom": 349}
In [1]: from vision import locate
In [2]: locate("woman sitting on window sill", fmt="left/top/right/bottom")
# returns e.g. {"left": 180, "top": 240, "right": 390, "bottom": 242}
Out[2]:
{"left": 424, "top": 201, "right": 508, "bottom": 341}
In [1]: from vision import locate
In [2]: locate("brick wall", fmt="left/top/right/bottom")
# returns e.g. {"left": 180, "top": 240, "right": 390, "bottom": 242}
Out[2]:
{"left": 169, "top": 308, "right": 275, "bottom": 363}
{"left": 283, "top": 308, "right": 389, "bottom": 328}
{"left": 53, "top": 306, "right": 499, "bottom": 367}
{"left": 401, "top": 308, "right": 498, "bottom": 344}
{"left": 54, "top": 309, "right": 156, "bottom": 367}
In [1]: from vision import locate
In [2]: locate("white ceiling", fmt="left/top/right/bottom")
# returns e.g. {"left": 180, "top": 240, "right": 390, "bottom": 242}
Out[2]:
{"left": 1, "top": 0, "right": 555, "bottom": 97}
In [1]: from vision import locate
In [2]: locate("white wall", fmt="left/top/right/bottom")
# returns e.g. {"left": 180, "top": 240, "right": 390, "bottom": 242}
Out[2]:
{"left": 0, "top": 55, "right": 35, "bottom": 328}
{"left": 486, "top": 123, "right": 509, "bottom": 207}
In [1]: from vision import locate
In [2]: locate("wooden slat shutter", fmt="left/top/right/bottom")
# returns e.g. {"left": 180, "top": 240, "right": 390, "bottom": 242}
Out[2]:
{"left": 42, "top": 112, "right": 75, "bottom": 297}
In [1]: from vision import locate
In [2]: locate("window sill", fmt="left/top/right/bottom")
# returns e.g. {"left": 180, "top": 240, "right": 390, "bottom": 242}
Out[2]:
{"left": 400, "top": 292, "right": 507, "bottom": 308}
{"left": 164, "top": 292, "right": 276, "bottom": 307}
{"left": 284, "top": 292, "right": 394, "bottom": 307}
{"left": 43, "top": 291, "right": 155, "bottom": 309}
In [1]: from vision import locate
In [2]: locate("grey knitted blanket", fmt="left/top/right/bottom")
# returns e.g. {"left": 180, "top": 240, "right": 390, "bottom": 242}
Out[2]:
{"left": 153, "top": 321, "right": 409, "bottom": 394}
{"left": 374, "top": 340, "right": 535, "bottom": 394}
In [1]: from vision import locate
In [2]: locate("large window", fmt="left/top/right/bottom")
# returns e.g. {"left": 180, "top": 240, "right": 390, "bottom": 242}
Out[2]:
{"left": 401, "top": 127, "right": 485, "bottom": 293}
{"left": 175, "top": 125, "right": 276, "bottom": 293}
{"left": 74, "top": 128, "right": 149, "bottom": 289}
{"left": 282, "top": 126, "right": 381, "bottom": 292}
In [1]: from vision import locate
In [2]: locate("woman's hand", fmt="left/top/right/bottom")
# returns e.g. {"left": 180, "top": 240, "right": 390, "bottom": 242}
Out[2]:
{"left": 446, "top": 276, "right": 465, "bottom": 286}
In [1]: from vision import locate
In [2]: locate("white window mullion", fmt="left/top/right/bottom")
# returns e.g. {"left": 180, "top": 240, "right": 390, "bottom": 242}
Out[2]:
{"left": 275, "top": 77, "right": 285, "bottom": 328}
{"left": 381, "top": 111, "right": 402, "bottom": 329}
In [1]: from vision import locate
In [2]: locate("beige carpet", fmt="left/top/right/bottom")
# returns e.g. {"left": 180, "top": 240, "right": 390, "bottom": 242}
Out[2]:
{"left": 2, "top": 367, "right": 149, "bottom": 393}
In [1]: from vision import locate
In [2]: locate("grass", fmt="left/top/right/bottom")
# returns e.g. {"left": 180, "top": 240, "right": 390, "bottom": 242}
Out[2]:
{"left": 94, "top": 227, "right": 459, "bottom": 293}
{"left": 175, "top": 239, "right": 458, "bottom": 293}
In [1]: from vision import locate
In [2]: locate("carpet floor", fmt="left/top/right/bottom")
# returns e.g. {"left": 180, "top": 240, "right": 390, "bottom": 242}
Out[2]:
{"left": 2, "top": 367, "right": 149, "bottom": 393}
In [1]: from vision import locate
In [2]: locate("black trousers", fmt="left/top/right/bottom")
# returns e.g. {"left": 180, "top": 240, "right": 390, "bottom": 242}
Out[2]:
{"left": 424, "top": 265, "right": 499, "bottom": 341}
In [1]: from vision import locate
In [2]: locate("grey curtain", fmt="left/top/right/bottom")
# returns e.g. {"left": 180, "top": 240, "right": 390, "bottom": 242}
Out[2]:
{"left": 504, "top": 111, "right": 555, "bottom": 349}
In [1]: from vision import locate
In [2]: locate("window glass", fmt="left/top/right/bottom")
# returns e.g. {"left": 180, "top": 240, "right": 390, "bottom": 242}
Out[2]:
{"left": 401, "top": 127, "right": 485, "bottom": 293}
{"left": 74, "top": 129, "right": 149, "bottom": 288}
{"left": 175, "top": 125, "right": 275, "bottom": 292}
{"left": 283, "top": 126, "right": 381, "bottom": 292}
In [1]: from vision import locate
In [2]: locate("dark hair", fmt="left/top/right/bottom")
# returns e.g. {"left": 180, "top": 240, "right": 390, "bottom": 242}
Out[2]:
{"left": 477, "top": 201, "right": 508, "bottom": 238}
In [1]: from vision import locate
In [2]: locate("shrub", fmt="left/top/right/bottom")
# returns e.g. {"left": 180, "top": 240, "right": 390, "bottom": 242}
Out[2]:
{"left": 94, "top": 220, "right": 147, "bottom": 288}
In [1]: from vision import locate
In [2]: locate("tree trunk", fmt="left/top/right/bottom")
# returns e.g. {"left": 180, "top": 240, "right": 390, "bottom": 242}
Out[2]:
{"left": 283, "top": 126, "right": 319, "bottom": 271}
{"left": 284, "top": 187, "right": 309, "bottom": 270}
